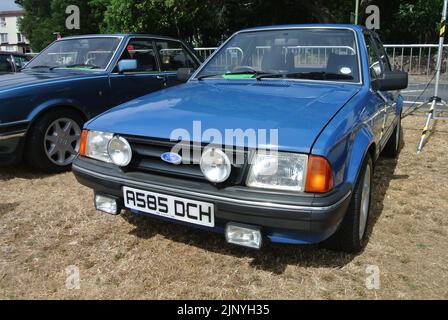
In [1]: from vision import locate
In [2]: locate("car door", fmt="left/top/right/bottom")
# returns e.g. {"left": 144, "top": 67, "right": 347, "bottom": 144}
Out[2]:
{"left": 154, "top": 39, "right": 200, "bottom": 87}
{"left": 364, "top": 32, "right": 390, "bottom": 149}
{"left": 371, "top": 33, "right": 397, "bottom": 132}
{"left": 109, "top": 37, "right": 166, "bottom": 107}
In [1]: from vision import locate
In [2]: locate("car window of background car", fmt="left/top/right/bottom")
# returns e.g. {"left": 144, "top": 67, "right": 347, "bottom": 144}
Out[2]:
{"left": 14, "top": 55, "right": 30, "bottom": 69}
{"left": 0, "top": 55, "right": 13, "bottom": 72}
{"left": 155, "top": 40, "right": 198, "bottom": 71}
{"left": 117, "top": 39, "right": 158, "bottom": 72}
{"left": 25, "top": 37, "right": 121, "bottom": 70}
{"left": 196, "top": 29, "right": 360, "bottom": 82}
{"left": 365, "top": 34, "right": 384, "bottom": 79}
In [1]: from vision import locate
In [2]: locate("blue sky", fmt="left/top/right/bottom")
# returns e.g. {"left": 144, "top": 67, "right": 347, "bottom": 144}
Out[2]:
{"left": 0, "top": 0, "right": 22, "bottom": 11}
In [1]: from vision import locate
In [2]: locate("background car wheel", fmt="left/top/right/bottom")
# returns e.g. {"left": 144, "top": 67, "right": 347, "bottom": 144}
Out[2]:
{"left": 321, "top": 154, "right": 373, "bottom": 253}
{"left": 25, "top": 109, "right": 84, "bottom": 173}
{"left": 383, "top": 117, "right": 402, "bottom": 158}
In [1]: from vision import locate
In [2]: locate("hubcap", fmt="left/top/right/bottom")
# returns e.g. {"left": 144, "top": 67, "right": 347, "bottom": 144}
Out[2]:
{"left": 44, "top": 118, "right": 81, "bottom": 166}
{"left": 359, "top": 164, "right": 371, "bottom": 239}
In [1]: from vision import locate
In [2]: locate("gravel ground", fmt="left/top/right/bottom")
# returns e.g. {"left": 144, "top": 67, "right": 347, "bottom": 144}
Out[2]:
{"left": 0, "top": 115, "right": 447, "bottom": 299}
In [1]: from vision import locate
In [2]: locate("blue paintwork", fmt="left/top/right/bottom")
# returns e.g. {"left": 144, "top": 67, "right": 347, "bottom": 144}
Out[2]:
{"left": 88, "top": 81, "right": 361, "bottom": 154}
{"left": 84, "top": 25, "right": 405, "bottom": 244}
{"left": 0, "top": 34, "right": 200, "bottom": 164}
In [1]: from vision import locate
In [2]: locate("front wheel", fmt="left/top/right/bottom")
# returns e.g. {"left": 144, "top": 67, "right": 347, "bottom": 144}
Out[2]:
{"left": 322, "top": 155, "right": 373, "bottom": 253}
{"left": 25, "top": 109, "right": 84, "bottom": 173}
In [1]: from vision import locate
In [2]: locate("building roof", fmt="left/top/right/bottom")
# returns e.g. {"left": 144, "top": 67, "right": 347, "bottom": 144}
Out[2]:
{"left": 0, "top": 10, "right": 23, "bottom": 17}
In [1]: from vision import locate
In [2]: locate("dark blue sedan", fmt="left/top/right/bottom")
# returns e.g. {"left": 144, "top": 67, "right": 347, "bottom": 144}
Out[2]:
{"left": 0, "top": 34, "right": 201, "bottom": 172}
{"left": 73, "top": 25, "right": 408, "bottom": 253}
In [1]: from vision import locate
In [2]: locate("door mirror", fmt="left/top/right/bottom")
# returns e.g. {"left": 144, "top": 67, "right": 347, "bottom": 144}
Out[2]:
{"left": 118, "top": 59, "right": 138, "bottom": 73}
{"left": 177, "top": 68, "right": 194, "bottom": 82}
{"left": 372, "top": 71, "right": 408, "bottom": 91}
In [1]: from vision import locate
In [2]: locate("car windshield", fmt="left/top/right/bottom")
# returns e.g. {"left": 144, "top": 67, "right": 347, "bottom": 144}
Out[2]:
{"left": 196, "top": 28, "right": 360, "bottom": 83}
{"left": 25, "top": 37, "right": 121, "bottom": 70}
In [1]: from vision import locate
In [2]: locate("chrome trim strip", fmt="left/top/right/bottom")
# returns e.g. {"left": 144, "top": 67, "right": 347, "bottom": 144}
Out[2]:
{"left": 73, "top": 164, "right": 352, "bottom": 212}
{"left": 0, "top": 132, "right": 25, "bottom": 141}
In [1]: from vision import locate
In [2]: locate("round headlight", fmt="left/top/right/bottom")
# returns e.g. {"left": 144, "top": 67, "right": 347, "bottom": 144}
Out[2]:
{"left": 200, "top": 147, "right": 231, "bottom": 183}
{"left": 107, "top": 136, "right": 132, "bottom": 167}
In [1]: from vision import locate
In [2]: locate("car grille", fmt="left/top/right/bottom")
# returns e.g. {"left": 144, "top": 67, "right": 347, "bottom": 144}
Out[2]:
{"left": 123, "top": 136, "right": 249, "bottom": 185}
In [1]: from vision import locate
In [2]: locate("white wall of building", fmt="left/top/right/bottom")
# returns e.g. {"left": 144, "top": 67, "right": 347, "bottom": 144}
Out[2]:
{"left": 0, "top": 12, "right": 30, "bottom": 53}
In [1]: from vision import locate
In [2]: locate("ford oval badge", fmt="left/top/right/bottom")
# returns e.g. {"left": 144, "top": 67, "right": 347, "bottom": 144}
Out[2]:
{"left": 161, "top": 152, "right": 182, "bottom": 165}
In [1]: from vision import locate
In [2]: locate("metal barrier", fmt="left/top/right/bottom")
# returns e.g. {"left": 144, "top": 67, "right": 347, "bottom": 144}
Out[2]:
{"left": 384, "top": 44, "right": 448, "bottom": 76}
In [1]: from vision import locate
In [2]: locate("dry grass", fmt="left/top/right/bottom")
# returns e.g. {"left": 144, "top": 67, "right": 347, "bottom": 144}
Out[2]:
{"left": 0, "top": 115, "right": 447, "bottom": 299}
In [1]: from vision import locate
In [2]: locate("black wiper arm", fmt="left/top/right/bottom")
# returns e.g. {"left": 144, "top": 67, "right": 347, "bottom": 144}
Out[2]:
{"left": 256, "top": 72, "right": 283, "bottom": 80}
{"left": 197, "top": 73, "right": 223, "bottom": 80}
{"left": 197, "top": 70, "right": 269, "bottom": 80}
{"left": 53, "top": 64, "right": 101, "bottom": 70}
{"left": 29, "top": 65, "right": 53, "bottom": 69}
{"left": 257, "top": 71, "right": 354, "bottom": 81}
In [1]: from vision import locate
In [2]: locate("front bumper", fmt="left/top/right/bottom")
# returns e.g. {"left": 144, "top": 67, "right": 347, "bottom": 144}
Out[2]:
{"left": 72, "top": 156, "right": 352, "bottom": 245}
{"left": 0, "top": 121, "right": 28, "bottom": 165}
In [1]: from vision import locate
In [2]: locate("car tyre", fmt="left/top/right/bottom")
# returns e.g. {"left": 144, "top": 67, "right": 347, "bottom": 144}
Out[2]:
{"left": 321, "top": 154, "right": 373, "bottom": 253}
{"left": 383, "top": 117, "right": 401, "bottom": 158}
{"left": 25, "top": 109, "right": 84, "bottom": 173}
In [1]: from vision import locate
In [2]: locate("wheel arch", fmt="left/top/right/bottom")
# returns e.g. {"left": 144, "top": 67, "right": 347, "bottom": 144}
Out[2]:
{"left": 345, "top": 125, "right": 377, "bottom": 187}
{"left": 26, "top": 100, "right": 88, "bottom": 133}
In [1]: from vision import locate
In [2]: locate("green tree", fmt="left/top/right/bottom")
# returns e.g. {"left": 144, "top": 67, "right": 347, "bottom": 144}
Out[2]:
{"left": 16, "top": 0, "right": 448, "bottom": 51}
{"left": 16, "top": 0, "right": 108, "bottom": 51}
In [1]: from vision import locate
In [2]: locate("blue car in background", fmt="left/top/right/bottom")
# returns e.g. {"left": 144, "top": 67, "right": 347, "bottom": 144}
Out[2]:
{"left": 0, "top": 51, "right": 31, "bottom": 74}
{"left": 73, "top": 25, "right": 408, "bottom": 253}
{"left": 0, "top": 34, "right": 201, "bottom": 172}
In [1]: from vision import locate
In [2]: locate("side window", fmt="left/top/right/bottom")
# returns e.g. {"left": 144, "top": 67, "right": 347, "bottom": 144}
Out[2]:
{"left": 373, "top": 35, "right": 391, "bottom": 71}
{"left": 118, "top": 38, "right": 158, "bottom": 72}
{"left": 155, "top": 40, "right": 198, "bottom": 71}
{"left": 365, "top": 34, "right": 383, "bottom": 79}
{"left": 0, "top": 55, "right": 13, "bottom": 72}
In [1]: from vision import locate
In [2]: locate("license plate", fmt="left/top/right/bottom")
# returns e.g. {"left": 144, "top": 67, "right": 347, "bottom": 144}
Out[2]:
{"left": 123, "top": 186, "right": 215, "bottom": 227}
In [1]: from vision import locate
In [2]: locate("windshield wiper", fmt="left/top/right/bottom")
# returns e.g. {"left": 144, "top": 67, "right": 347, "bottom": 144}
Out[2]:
{"left": 53, "top": 64, "right": 101, "bottom": 70}
{"left": 256, "top": 71, "right": 354, "bottom": 81}
{"left": 197, "top": 70, "right": 269, "bottom": 80}
{"left": 29, "top": 65, "right": 53, "bottom": 70}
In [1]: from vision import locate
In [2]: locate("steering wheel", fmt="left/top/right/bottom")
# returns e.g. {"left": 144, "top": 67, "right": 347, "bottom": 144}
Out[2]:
{"left": 232, "top": 66, "right": 258, "bottom": 73}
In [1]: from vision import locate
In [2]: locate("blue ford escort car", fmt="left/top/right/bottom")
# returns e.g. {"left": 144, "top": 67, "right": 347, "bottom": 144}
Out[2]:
{"left": 0, "top": 34, "right": 200, "bottom": 172}
{"left": 73, "top": 25, "right": 408, "bottom": 253}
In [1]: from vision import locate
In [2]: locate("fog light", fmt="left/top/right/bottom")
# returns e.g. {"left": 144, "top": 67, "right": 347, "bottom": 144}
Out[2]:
{"left": 200, "top": 147, "right": 231, "bottom": 183}
{"left": 108, "top": 136, "right": 132, "bottom": 167}
{"left": 94, "top": 194, "right": 119, "bottom": 215}
{"left": 225, "top": 223, "right": 262, "bottom": 249}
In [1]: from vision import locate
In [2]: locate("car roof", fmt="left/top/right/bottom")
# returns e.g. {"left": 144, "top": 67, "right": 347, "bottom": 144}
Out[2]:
{"left": 60, "top": 33, "right": 181, "bottom": 42}
{"left": 238, "top": 24, "right": 366, "bottom": 33}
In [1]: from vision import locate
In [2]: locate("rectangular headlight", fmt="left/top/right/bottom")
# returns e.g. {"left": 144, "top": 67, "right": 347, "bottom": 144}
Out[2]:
{"left": 246, "top": 152, "right": 308, "bottom": 192}
{"left": 82, "top": 130, "right": 114, "bottom": 163}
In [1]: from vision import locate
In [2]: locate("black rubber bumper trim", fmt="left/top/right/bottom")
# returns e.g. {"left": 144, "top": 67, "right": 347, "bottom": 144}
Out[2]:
{"left": 0, "top": 121, "right": 28, "bottom": 166}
